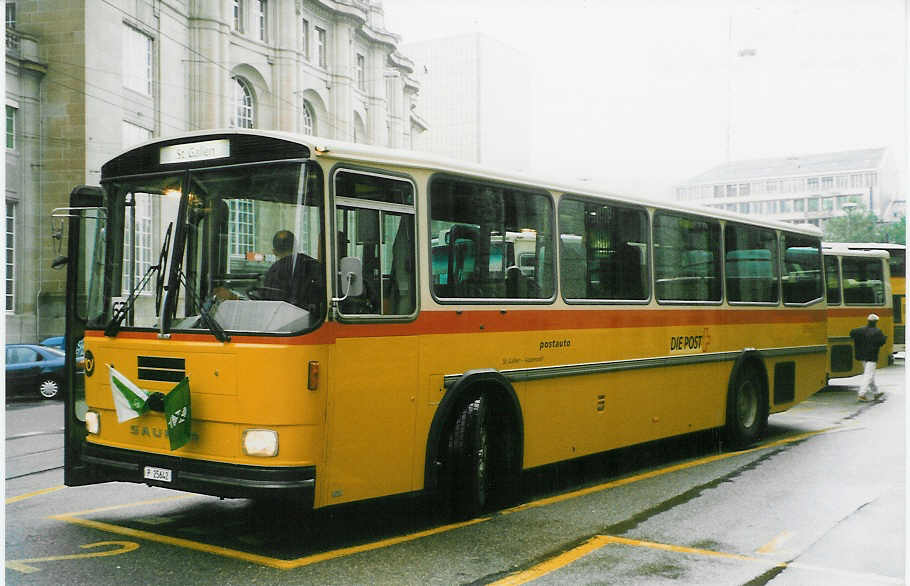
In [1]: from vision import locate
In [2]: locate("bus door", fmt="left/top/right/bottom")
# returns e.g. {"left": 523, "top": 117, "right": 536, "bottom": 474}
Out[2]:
{"left": 326, "top": 170, "right": 419, "bottom": 505}
{"left": 55, "top": 186, "right": 106, "bottom": 487}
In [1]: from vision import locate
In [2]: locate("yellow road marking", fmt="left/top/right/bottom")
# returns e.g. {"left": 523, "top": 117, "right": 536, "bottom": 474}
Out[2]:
{"left": 602, "top": 535, "right": 776, "bottom": 564}
{"left": 52, "top": 512, "right": 489, "bottom": 570}
{"left": 492, "top": 536, "right": 613, "bottom": 585}
{"left": 756, "top": 530, "right": 794, "bottom": 554}
{"left": 6, "top": 541, "right": 139, "bottom": 574}
{"left": 6, "top": 485, "right": 65, "bottom": 504}
{"left": 48, "top": 425, "right": 854, "bottom": 570}
{"left": 606, "top": 536, "right": 902, "bottom": 583}
{"left": 495, "top": 534, "right": 902, "bottom": 585}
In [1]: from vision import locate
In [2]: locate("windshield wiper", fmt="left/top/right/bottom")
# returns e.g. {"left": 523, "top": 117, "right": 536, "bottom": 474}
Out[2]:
{"left": 154, "top": 223, "right": 173, "bottom": 317}
{"left": 176, "top": 269, "right": 231, "bottom": 343}
{"left": 104, "top": 232, "right": 172, "bottom": 337}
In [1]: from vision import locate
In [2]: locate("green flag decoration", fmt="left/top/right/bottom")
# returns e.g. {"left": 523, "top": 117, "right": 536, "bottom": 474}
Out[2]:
{"left": 109, "top": 365, "right": 191, "bottom": 451}
{"left": 109, "top": 365, "right": 150, "bottom": 423}
{"left": 164, "top": 377, "right": 192, "bottom": 450}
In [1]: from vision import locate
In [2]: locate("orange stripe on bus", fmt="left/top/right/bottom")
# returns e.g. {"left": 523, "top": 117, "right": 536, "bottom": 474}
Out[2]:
{"left": 84, "top": 307, "right": 825, "bottom": 345}
{"left": 826, "top": 307, "right": 893, "bottom": 318}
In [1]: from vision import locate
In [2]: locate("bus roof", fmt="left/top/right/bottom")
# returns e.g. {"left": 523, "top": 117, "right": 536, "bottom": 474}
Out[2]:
{"left": 112, "top": 128, "right": 824, "bottom": 238}
{"left": 823, "top": 242, "right": 906, "bottom": 251}
{"left": 823, "top": 248, "right": 890, "bottom": 259}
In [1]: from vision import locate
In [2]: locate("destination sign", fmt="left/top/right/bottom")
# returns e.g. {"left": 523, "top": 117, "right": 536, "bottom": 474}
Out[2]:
{"left": 160, "top": 139, "right": 230, "bottom": 165}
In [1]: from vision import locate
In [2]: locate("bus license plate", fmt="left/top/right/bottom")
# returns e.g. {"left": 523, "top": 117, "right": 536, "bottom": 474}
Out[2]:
{"left": 143, "top": 466, "right": 172, "bottom": 483}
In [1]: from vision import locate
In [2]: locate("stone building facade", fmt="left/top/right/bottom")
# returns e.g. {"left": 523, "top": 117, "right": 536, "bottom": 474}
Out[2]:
{"left": 4, "top": 0, "right": 425, "bottom": 343}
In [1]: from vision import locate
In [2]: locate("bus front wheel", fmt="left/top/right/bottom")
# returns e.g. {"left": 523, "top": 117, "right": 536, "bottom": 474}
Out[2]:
{"left": 449, "top": 396, "right": 490, "bottom": 518}
{"left": 724, "top": 364, "right": 767, "bottom": 449}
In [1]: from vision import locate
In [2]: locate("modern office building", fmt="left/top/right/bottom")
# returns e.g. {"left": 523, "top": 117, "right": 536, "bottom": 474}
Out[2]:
{"left": 676, "top": 148, "right": 900, "bottom": 227}
{"left": 404, "top": 33, "right": 531, "bottom": 172}
{"left": 4, "top": 0, "right": 426, "bottom": 343}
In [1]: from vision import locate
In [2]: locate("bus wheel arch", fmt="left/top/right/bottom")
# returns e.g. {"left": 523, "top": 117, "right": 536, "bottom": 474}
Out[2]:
{"left": 426, "top": 369, "right": 523, "bottom": 517}
{"left": 724, "top": 351, "right": 769, "bottom": 449}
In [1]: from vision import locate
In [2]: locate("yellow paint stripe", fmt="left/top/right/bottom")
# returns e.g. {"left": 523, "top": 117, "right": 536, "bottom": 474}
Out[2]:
{"left": 756, "top": 530, "right": 794, "bottom": 554}
{"left": 492, "top": 535, "right": 612, "bottom": 585}
{"left": 6, "top": 485, "right": 65, "bottom": 504}
{"left": 503, "top": 427, "right": 845, "bottom": 515}
{"left": 494, "top": 528, "right": 902, "bottom": 585}
{"left": 53, "top": 511, "right": 490, "bottom": 570}
{"left": 491, "top": 534, "right": 777, "bottom": 586}
{"left": 50, "top": 515, "right": 300, "bottom": 570}
{"left": 48, "top": 425, "right": 855, "bottom": 571}
{"left": 6, "top": 541, "right": 139, "bottom": 574}
{"left": 607, "top": 535, "right": 902, "bottom": 585}
{"left": 603, "top": 535, "right": 777, "bottom": 564}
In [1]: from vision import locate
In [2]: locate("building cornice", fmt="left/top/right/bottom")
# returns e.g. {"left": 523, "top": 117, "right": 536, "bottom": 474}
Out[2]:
{"left": 389, "top": 51, "right": 414, "bottom": 74}
{"left": 5, "top": 30, "right": 47, "bottom": 75}
{"left": 410, "top": 109, "right": 428, "bottom": 132}
{"left": 311, "top": 0, "right": 400, "bottom": 50}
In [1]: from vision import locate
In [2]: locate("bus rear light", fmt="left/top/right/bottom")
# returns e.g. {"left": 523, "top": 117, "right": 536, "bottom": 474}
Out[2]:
{"left": 243, "top": 429, "right": 278, "bottom": 457}
{"left": 307, "top": 361, "right": 319, "bottom": 390}
{"left": 85, "top": 411, "right": 100, "bottom": 435}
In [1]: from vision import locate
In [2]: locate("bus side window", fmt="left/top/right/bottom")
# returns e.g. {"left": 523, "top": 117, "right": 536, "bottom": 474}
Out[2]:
{"left": 384, "top": 214, "right": 415, "bottom": 314}
{"left": 825, "top": 255, "right": 841, "bottom": 305}
{"left": 337, "top": 207, "right": 380, "bottom": 314}
{"left": 558, "top": 197, "right": 649, "bottom": 302}
{"left": 843, "top": 257, "right": 884, "bottom": 306}
{"left": 781, "top": 234, "right": 823, "bottom": 304}
{"left": 654, "top": 213, "right": 721, "bottom": 303}
{"left": 334, "top": 169, "right": 416, "bottom": 317}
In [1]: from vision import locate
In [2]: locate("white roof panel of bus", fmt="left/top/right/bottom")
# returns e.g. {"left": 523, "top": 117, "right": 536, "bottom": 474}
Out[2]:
{"left": 134, "top": 129, "right": 824, "bottom": 238}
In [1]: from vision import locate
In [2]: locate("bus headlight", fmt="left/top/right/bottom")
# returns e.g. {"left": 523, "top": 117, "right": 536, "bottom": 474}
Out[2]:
{"left": 85, "top": 411, "right": 100, "bottom": 435}
{"left": 243, "top": 429, "right": 278, "bottom": 457}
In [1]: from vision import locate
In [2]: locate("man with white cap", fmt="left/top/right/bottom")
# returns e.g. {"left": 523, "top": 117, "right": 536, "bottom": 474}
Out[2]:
{"left": 849, "top": 313, "right": 888, "bottom": 401}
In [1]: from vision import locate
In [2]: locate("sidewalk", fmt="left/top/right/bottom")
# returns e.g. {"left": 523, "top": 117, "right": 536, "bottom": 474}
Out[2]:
{"left": 769, "top": 359, "right": 906, "bottom": 585}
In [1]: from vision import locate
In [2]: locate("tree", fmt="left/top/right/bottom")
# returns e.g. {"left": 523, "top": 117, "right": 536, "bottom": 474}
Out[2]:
{"left": 824, "top": 208, "right": 881, "bottom": 242}
{"left": 877, "top": 215, "right": 906, "bottom": 245}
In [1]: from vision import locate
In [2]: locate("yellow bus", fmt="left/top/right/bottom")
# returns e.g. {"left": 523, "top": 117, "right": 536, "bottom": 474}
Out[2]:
{"left": 823, "top": 243, "right": 905, "bottom": 353}
{"left": 823, "top": 248, "right": 893, "bottom": 379}
{"left": 59, "top": 130, "right": 828, "bottom": 517}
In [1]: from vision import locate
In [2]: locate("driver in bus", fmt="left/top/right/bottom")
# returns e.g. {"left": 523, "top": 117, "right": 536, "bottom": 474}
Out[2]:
{"left": 259, "top": 230, "right": 325, "bottom": 316}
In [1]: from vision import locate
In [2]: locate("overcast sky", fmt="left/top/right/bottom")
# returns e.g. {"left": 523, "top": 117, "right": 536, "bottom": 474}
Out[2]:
{"left": 381, "top": 0, "right": 907, "bottom": 200}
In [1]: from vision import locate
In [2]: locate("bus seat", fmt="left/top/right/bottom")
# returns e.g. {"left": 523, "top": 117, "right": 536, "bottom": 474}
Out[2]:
{"left": 505, "top": 266, "right": 521, "bottom": 298}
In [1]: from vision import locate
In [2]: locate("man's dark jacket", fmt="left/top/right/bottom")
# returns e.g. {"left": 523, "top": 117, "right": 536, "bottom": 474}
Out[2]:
{"left": 850, "top": 324, "right": 887, "bottom": 362}
{"left": 262, "top": 253, "right": 325, "bottom": 315}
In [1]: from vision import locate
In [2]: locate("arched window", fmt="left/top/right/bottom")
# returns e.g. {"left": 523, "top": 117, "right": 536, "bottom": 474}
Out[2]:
{"left": 232, "top": 77, "right": 254, "bottom": 128}
{"left": 301, "top": 100, "right": 315, "bottom": 135}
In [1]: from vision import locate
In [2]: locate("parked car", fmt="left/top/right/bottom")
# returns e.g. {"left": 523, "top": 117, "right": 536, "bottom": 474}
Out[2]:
{"left": 40, "top": 335, "right": 84, "bottom": 362}
{"left": 39, "top": 336, "right": 65, "bottom": 351}
{"left": 6, "top": 344, "right": 66, "bottom": 400}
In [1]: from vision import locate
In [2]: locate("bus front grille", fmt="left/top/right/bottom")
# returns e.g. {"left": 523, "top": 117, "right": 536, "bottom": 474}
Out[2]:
{"left": 137, "top": 356, "right": 186, "bottom": 383}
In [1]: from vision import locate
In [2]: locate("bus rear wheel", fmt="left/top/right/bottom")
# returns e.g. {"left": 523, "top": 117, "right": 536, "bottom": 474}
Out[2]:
{"left": 724, "top": 364, "right": 767, "bottom": 449}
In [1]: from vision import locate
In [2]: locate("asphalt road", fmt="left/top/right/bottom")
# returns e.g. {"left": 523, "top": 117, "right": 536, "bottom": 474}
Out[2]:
{"left": 5, "top": 362, "right": 905, "bottom": 584}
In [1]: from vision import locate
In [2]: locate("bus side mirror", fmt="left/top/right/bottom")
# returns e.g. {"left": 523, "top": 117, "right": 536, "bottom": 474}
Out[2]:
{"left": 337, "top": 256, "right": 363, "bottom": 300}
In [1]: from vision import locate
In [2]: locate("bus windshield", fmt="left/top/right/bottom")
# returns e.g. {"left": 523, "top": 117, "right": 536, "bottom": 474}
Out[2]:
{"left": 93, "top": 161, "right": 326, "bottom": 336}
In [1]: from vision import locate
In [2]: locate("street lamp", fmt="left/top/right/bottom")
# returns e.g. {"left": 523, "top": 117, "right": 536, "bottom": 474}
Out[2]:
{"left": 841, "top": 201, "right": 857, "bottom": 239}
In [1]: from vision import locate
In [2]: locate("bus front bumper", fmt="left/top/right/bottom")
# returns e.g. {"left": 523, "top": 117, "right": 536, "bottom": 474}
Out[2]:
{"left": 81, "top": 443, "right": 316, "bottom": 502}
